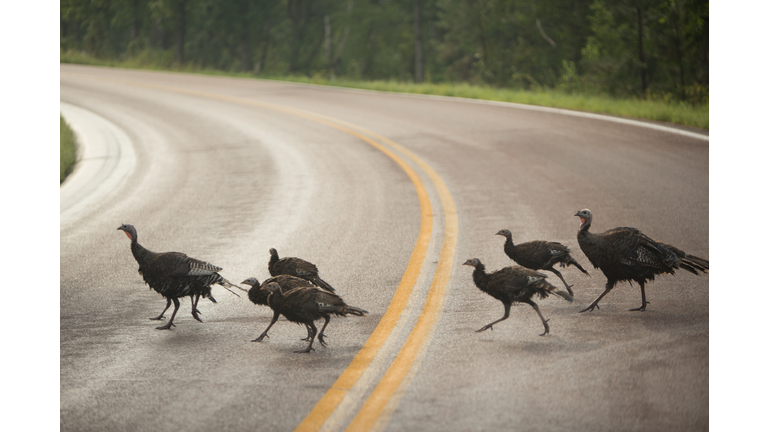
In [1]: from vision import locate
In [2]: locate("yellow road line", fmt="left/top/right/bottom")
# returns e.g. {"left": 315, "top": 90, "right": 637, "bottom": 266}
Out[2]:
{"left": 342, "top": 132, "right": 458, "bottom": 431}
{"left": 62, "top": 72, "right": 457, "bottom": 431}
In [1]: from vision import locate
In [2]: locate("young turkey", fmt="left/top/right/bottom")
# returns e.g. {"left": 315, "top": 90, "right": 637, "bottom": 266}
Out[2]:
{"left": 241, "top": 274, "right": 316, "bottom": 342}
{"left": 268, "top": 248, "right": 336, "bottom": 292}
{"left": 496, "top": 228, "right": 588, "bottom": 296}
{"left": 464, "top": 258, "right": 572, "bottom": 336}
{"left": 261, "top": 282, "right": 366, "bottom": 353}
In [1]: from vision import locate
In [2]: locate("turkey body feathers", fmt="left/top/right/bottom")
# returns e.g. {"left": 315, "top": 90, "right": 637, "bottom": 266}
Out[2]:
{"left": 268, "top": 248, "right": 336, "bottom": 292}
{"left": 496, "top": 229, "right": 588, "bottom": 296}
{"left": 574, "top": 209, "right": 709, "bottom": 312}
{"left": 118, "top": 224, "right": 242, "bottom": 330}
{"left": 242, "top": 275, "right": 317, "bottom": 342}
{"left": 262, "top": 283, "right": 367, "bottom": 353}
{"left": 463, "top": 258, "right": 572, "bottom": 336}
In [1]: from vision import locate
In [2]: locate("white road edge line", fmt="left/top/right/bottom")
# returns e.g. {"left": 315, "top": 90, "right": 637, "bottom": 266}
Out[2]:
{"left": 258, "top": 78, "right": 709, "bottom": 141}
{"left": 60, "top": 102, "right": 136, "bottom": 226}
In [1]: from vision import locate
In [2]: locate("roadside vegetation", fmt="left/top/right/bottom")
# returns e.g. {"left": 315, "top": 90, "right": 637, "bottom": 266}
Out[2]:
{"left": 60, "top": 1, "right": 708, "bottom": 130}
{"left": 60, "top": 51, "right": 708, "bottom": 130}
{"left": 60, "top": 116, "right": 77, "bottom": 184}
{"left": 256, "top": 75, "right": 708, "bottom": 130}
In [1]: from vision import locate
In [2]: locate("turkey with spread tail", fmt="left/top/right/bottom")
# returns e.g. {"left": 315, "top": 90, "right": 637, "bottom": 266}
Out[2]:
{"left": 496, "top": 229, "right": 588, "bottom": 296}
{"left": 574, "top": 209, "right": 709, "bottom": 313}
{"left": 261, "top": 282, "right": 367, "bottom": 353}
{"left": 117, "top": 224, "right": 245, "bottom": 329}
{"left": 268, "top": 248, "right": 336, "bottom": 292}
{"left": 464, "top": 258, "right": 573, "bottom": 336}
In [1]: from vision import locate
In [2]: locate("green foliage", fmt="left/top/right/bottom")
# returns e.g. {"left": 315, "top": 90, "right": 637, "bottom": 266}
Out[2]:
{"left": 60, "top": 116, "right": 77, "bottom": 184}
{"left": 578, "top": 1, "right": 635, "bottom": 96}
{"left": 60, "top": 0, "right": 708, "bottom": 119}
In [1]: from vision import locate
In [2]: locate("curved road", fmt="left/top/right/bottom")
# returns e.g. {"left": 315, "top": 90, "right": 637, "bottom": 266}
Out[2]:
{"left": 60, "top": 64, "right": 708, "bottom": 432}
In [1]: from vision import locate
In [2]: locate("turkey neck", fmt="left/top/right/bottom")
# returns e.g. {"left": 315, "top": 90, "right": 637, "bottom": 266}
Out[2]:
{"left": 471, "top": 263, "right": 491, "bottom": 290}
{"left": 503, "top": 236, "right": 518, "bottom": 257}
{"left": 577, "top": 215, "right": 594, "bottom": 244}
{"left": 268, "top": 254, "right": 279, "bottom": 274}
{"left": 576, "top": 216, "right": 599, "bottom": 264}
{"left": 129, "top": 236, "right": 155, "bottom": 264}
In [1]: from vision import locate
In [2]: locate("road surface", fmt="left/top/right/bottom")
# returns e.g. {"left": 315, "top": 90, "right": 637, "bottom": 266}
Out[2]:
{"left": 60, "top": 64, "right": 709, "bottom": 432}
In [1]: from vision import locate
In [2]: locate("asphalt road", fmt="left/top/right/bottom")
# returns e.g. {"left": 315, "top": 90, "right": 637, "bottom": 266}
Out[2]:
{"left": 60, "top": 64, "right": 709, "bottom": 432}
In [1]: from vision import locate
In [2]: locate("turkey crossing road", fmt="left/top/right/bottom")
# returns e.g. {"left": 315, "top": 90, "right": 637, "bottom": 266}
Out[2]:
{"left": 60, "top": 64, "right": 709, "bottom": 432}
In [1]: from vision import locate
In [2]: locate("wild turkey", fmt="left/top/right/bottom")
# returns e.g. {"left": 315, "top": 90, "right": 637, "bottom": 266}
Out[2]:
{"left": 241, "top": 275, "right": 316, "bottom": 342}
{"left": 463, "top": 258, "right": 573, "bottom": 336}
{"left": 496, "top": 229, "right": 589, "bottom": 296}
{"left": 117, "top": 224, "right": 245, "bottom": 329}
{"left": 268, "top": 248, "right": 336, "bottom": 292}
{"left": 261, "top": 282, "right": 367, "bottom": 353}
{"left": 574, "top": 209, "right": 709, "bottom": 313}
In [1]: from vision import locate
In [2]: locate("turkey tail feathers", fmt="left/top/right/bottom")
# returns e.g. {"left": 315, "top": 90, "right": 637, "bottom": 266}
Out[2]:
{"left": 658, "top": 242, "right": 709, "bottom": 275}
{"left": 318, "top": 304, "right": 368, "bottom": 316}
{"left": 314, "top": 277, "right": 337, "bottom": 293}
{"left": 554, "top": 289, "right": 574, "bottom": 303}
{"left": 218, "top": 279, "right": 247, "bottom": 296}
{"left": 568, "top": 258, "right": 590, "bottom": 276}
{"left": 681, "top": 255, "right": 709, "bottom": 275}
{"left": 557, "top": 256, "right": 590, "bottom": 276}
{"left": 344, "top": 306, "right": 368, "bottom": 316}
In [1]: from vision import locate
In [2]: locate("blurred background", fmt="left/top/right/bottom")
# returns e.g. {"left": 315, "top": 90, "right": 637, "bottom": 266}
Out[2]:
{"left": 60, "top": 0, "right": 709, "bottom": 105}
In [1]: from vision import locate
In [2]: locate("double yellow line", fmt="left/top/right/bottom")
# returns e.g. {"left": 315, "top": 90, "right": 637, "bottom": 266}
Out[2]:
{"left": 63, "top": 71, "right": 458, "bottom": 431}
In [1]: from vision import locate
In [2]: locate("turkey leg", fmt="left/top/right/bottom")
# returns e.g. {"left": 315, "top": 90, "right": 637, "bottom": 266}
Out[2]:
{"left": 156, "top": 298, "right": 180, "bottom": 330}
{"left": 150, "top": 298, "right": 172, "bottom": 321}
{"left": 476, "top": 303, "right": 511, "bottom": 332}
{"left": 524, "top": 299, "right": 550, "bottom": 336}
{"left": 628, "top": 281, "right": 649, "bottom": 311}
{"left": 579, "top": 281, "right": 615, "bottom": 313}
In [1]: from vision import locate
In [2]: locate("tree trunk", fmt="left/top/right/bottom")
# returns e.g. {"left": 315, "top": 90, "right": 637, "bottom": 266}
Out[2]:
{"left": 636, "top": 6, "right": 647, "bottom": 98}
{"left": 413, "top": 0, "right": 424, "bottom": 83}
{"left": 239, "top": 1, "right": 252, "bottom": 72}
{"left": 474, "top": 0, "right": 489, "bottom": 78}
{"left": 325, "top": 15, "right": 334, "bottom": 79}
{"left": 255, "top": 22, "right": 271, "bottom": 75}
{"left": 130, "top": 0, "right": 140, "bottom": 42}
{"left": 174, "top": 0, "right": 187, "bottom": 65}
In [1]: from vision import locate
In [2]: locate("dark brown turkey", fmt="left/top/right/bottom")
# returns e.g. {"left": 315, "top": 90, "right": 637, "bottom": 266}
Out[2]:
{"left": 117, "top": 224, "right": 245, "bottom": 329}
{"left": 261, "top": 282, "right": 367, "bottom": 353}
{"left": 496, "top": 229, "right": 588, "bottom": 296}
{"left": 241, "top": 275, "right": 316, "bottom": 342}
{"left": 268, "top": 248, "right": 336, "bottom": 292}
{"left": 463, "top": 258, "right": 573, "bottom": 336}
{"left": 574, "top": 209, "right": 709, "bottom": 313}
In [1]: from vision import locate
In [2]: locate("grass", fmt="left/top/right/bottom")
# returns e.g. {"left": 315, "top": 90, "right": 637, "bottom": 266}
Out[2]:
{"left": 261, "top": 76, "right": 709, "bottom": 130}
{"left": 60, "top": 50, "right": 708, "bottom": 130}
{"left": 60, "top": 115, "right": 77, "bottom": 184}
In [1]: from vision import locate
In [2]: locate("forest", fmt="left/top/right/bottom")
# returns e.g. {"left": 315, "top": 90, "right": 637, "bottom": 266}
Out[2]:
{"left": 60, "top": 0, "right": 709, "bottom": 105}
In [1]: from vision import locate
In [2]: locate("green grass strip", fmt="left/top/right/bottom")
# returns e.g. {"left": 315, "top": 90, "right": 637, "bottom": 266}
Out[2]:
{"left": 60, "top": 115, "right": 77, "bottom": 184}
{"left": 60, "top": 50, "right": 708, "bottom": 130}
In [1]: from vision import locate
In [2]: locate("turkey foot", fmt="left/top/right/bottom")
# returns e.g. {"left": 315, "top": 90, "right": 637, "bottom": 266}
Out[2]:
{"left": 251, "top": 333, "right": 269, "bottom": 342}
{"left": 191, "top": 309, "right": 204, "bottom": 323}
{"left": 155, "top": 322, "right": 176, "bottom": 330}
